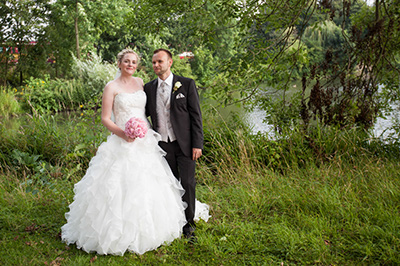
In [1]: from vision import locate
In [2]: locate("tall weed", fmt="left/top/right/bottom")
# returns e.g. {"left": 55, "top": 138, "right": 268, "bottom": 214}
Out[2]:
{"left": 200, "top": 108, "right": 399, "bottom": 180}
{"left": 0, "top": 110, "right": 107, "bottom": 178}
{"left": 23, "top": 75, "right": 101, "bottom": 114}
{"left": 0, "top": 86, "right": 22, "bottom": 117}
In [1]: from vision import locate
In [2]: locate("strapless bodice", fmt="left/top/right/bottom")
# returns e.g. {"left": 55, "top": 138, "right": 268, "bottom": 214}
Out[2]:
{"left": 113, "top": 91, "right": 148, "bottom": 129}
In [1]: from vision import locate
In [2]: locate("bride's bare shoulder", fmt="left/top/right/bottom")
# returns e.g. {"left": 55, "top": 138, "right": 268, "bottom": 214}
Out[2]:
{"left": 105, "top": 79, "right": 118, "bottom": 88}
{"left": 103, "top": 80, "right": 119, "bottom": 95}
{"left": 133, "top": 77, "right": 144, "bottom": 89}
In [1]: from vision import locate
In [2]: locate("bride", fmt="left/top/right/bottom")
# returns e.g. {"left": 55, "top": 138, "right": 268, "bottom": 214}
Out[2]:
{"left": 61, "top": 49, "right": 209, "bottom": 256}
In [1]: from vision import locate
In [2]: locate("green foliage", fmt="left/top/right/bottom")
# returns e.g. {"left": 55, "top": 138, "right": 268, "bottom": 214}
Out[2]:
{"left": 1, "top": 115, "right": 64, "bottom": 166}
{"left": 21, "top": 55, "right": 118, "bottom": 114}
{"left": 1, "top": 0, "right": 51, "bottom": 85}
{"left": 0, "top": 86, "right": 22, "bottom": 117}
{"left": 70, "top": 53, "right": 117, "bottom": 94}
{"left": 50, "top": 0, "right": 131, "bottom": 60}
{"left": 171, "top": 56, "right": 197, "bottom": 80}
{"left": 23, "top": 76, "right": 86, "bottom": 114}
{"left": 302, "top": 20, "right": 346, "bottom": 68}
{"left": 189, "top": 46, "right": 219, "bottom": 88}
{"left": 0, "top": 111, "right": 107, "bottom": 178}
{"left": 201, "top": 106, "right": 400, "bottom": 175}
{"left": 9, "top": 149, "right": 64, "bottom": 194}
{"left": 24, "top": 76, "right": 62, "bottom": 113}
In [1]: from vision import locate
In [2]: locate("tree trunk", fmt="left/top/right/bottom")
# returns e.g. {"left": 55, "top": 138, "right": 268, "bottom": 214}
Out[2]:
{"left": 18, "top": 44, "right": 22, "bottom": 85}
{"left": 75, "top": 1, "right": 80, "bottom": 59}
{"left": 4, "top": 52, "right": 8, "bottom": 86}
{"left": 375, "top": 0, "right": 380, "bottom": 21}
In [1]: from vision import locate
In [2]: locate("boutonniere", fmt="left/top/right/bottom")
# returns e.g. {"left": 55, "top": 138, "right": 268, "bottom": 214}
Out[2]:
{"left": 173, "top": 81, "right": 182, "bottom": 93}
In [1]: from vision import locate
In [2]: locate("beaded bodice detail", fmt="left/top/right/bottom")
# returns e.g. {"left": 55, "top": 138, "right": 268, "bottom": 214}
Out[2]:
{"left": 113, "top": 91, "right": 147, "bottom": 129}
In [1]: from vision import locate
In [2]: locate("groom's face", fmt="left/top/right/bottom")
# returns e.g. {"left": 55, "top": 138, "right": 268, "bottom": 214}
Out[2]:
{"left": 152, "top": 51, "right": 172, "bottom": 78}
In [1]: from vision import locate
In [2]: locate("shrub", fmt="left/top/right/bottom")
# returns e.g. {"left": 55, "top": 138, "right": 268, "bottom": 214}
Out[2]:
{"left": 70, "top": 53, "right": 117, "bottom": 94}
{"left": 21, "top": 53, "right": 152, "bottom": 115}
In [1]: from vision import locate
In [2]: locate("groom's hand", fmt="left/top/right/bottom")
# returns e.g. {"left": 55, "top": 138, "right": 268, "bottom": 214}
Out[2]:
{"left": 192, "top": 148, "right": 202, "bottom": 161}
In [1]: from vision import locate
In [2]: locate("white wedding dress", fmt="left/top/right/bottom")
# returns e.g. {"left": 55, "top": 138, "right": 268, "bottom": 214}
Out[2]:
{"left": 61, "top": 91, "right": 209, "bottom": 256}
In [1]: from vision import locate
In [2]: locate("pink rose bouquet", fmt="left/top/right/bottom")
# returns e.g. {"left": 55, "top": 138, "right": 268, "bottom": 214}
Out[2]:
{"left": 124, "top": 117, "right": 148, "bottom": 139}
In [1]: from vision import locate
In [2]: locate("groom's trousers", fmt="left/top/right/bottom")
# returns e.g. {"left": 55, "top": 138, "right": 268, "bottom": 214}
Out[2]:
{"left": 159, "top": 140, "right": 196, "bottom": 230}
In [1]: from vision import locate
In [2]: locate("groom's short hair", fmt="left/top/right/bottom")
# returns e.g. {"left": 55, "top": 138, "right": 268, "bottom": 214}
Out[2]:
{"left": 154, "top": 48, "right": 172, "bottom": 59}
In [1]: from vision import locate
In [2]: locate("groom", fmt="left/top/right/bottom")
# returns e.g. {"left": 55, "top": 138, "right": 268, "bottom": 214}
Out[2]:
{"left": 144, "top": 48, "right": 203, "bottom": 241}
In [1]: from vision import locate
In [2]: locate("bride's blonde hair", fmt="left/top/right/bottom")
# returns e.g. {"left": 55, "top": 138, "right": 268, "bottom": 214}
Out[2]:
{"left": 117, "top": 48, "right": 140, "bottom": 64}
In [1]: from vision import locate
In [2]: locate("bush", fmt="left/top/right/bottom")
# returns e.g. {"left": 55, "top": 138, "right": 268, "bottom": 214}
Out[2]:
{"left": 70, "top": 53, "right": 117, "bottom": 94}
{"left": 21, "top": 53, "right": 153, "bottom": 115}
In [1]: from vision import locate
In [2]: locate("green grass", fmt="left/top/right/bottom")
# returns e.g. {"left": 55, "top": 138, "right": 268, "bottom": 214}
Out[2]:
{"left": 1, "top": 151, "right": 399, "bottom": 265}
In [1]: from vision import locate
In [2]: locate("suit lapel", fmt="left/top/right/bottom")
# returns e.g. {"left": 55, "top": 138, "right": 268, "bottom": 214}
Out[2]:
{"left": 151, "top": 79, "right": 159, "bottom": 127}
{"left": 152, "top": 79, "right": 158, "bottom": 104}
{"left": 171, "top": 75, "right": 178, "bottom": 107}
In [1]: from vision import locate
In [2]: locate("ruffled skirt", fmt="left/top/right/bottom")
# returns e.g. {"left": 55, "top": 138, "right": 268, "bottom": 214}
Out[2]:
{"left": 61, "top": 130, "right": 188, "bottom": 255}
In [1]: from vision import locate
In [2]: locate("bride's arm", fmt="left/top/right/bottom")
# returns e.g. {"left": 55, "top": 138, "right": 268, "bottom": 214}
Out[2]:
{"left": 101, "top": 83, "right": 134, "bottom": 142}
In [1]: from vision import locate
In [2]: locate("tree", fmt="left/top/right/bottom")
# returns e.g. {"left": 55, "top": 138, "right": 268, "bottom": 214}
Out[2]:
{"left": 38, "top": 0, "right": 131, "bottom": 78}
{"left": 298, "top": 0, "right": 400, "bottom": 129}
{"left": 51, "top": 0, "right": 131, "bottom": 60}
{"left": 0, "top": 0, "right": 50, "bottom": 85}
{"left": 126, "top": 0, "right": 242, "bottom": 87}
{"left": 126, "top": 0, "right": 400, "bottom": 131}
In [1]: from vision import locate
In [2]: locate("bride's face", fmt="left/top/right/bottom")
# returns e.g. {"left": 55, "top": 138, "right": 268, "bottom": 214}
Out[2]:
{"left": 118, "top": 53, "right": 138, "bottom": 75}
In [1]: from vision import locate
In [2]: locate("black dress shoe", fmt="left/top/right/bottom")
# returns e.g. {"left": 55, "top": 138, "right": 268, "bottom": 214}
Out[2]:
{"left": 184, "top": 231, "right": 197, "bottom": 244}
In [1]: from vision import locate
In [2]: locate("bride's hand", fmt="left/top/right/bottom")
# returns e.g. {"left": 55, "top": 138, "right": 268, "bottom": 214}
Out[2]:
{"left": 124, "top": 135, "right": 136, "bottom": 142}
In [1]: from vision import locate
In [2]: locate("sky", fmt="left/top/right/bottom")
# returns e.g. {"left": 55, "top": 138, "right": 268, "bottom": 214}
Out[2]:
{"left": 365, "top": 0, "right": 375, "bottom": 6}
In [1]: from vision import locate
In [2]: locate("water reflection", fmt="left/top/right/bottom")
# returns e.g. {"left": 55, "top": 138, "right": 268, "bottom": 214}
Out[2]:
{"left": 245, "top": 108, "right": 275, "bottom": 137}
{"left": 246, "top": 105, "right": 399, "bottom": 141}
{"left": 373, "top": 103, "right": 400, "bottom": 140}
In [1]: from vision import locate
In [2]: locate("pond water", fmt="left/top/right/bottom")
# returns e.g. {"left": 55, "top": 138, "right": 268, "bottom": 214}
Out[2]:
{"left": 244, "top": 104, "right": 400, "bottom": 141}
{"left": 233, "top": 82, "right": 400, "bottom": 141}
{"left": 372, "top": 103, "right": 400, "bottom": 140}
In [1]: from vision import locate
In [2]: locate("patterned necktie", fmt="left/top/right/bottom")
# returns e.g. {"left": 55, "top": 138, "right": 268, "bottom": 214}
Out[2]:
{"left": 160, "top": 81, "right": 169, "bottom": 105}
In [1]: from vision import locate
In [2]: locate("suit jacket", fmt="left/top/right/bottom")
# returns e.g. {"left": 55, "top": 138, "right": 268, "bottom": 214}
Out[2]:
{"left": 144, "top": 74, "right": 203, "bottom": 158}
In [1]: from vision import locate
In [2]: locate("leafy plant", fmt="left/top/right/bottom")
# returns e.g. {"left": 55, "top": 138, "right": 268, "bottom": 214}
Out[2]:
{"left": 24, "top": 75, "right": 61, "bottom": 113}
{"left": 9, "top": 149, "right": 63, "bottom": 194}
